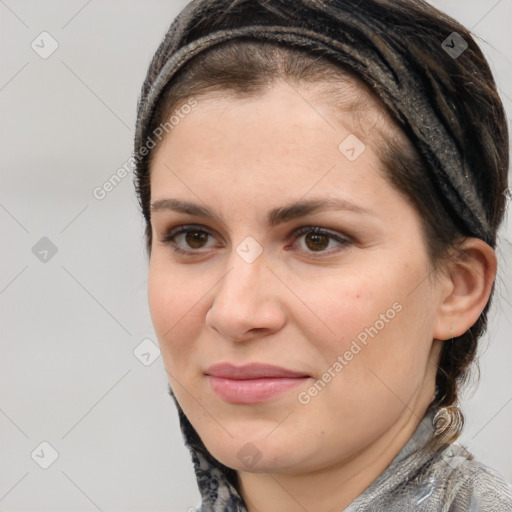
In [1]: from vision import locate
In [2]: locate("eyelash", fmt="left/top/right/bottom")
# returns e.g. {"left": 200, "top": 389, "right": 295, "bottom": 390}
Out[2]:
{"left": 159, "top": 224, "right": 352, "bottom": 257}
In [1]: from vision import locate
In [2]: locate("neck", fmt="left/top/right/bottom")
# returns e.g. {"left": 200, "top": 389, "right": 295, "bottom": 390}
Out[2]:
{"left": 236, "top": 407, "right": 429, "bottom": 512}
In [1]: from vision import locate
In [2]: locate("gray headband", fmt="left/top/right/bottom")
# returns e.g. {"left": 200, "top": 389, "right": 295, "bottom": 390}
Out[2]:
{"left": 134, "top": 0, "right": 495, "bottom": 244}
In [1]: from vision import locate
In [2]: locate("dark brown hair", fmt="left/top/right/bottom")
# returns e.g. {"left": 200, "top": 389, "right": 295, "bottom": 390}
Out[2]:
{"left": 136, "top": 0, "right": 509, "bottom": 439}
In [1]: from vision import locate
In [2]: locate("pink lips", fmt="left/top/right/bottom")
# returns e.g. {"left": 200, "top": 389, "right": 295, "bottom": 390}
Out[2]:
{"left": 205, "top": 363, "right": 310, "bottom": 404}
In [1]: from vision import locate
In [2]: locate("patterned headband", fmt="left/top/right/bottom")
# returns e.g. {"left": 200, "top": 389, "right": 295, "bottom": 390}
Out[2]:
{"left": 134, "top": 0, "right": 497, "bottom": 244}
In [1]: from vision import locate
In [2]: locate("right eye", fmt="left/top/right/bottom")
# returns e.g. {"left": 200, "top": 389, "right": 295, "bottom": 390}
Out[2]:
{"left": 160, "top": 225, "right": 218, "bottom": 254}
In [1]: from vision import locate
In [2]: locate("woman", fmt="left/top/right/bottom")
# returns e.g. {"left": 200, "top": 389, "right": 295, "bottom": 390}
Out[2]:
{"left": 133, "top": 0, "right": 512, "bottom": 510}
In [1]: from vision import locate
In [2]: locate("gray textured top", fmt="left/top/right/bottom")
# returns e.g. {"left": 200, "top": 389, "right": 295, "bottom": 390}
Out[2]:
{"left": 180, "top": 409, "right": 512, "bottom": 511}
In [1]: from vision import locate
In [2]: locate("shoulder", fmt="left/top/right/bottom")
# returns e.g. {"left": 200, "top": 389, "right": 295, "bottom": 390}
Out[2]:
{"left": 444, "top": 446, "right": 512, "bottom": 511}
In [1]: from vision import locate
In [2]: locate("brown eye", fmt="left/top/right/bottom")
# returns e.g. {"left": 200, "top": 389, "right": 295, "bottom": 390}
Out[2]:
{"left": 292, "top": 226, "right": 351, "bottom": 255}
{"left": 304, "top": 232, "right": 330, "bottom": 251}
{"left": 160, "top": 225, "right": 216, "bottom": 254}
{"left": 185, "top": 230, "right": 209, "bottom": 249}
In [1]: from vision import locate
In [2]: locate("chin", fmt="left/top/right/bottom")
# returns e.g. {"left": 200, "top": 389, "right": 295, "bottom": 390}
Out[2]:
{"left": 200, "top": 429, "right": 320, "bottom": 474}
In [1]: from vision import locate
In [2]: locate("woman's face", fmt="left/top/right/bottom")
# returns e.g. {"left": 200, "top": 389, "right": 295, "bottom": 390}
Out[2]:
{"left": 147, "top": 81, "right": 444, "bottom": 473}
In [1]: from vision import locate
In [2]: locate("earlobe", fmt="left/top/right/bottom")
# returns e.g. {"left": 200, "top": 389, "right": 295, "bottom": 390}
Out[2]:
{"left": 433, "top": 238, "right": 497, "bottom": 341}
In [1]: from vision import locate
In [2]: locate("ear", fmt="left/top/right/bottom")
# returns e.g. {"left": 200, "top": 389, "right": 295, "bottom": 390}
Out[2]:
{"left": 433, "top": 237, "right": 497, "bottom": 341}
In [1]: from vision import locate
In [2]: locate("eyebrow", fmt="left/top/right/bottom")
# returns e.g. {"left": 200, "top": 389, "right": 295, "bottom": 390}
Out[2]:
{"left": 151, "top": 197, "right": 376, "bottom": 227}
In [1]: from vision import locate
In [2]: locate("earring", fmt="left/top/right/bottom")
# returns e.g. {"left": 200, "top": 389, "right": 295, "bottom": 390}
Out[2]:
{"left": 433, "top": 405, "right": 464, "bottom": 445}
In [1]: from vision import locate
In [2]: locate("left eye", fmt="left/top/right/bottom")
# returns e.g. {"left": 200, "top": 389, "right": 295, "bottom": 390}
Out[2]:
{"left": 291, "top": 226, "right": 351, "bottom": 253}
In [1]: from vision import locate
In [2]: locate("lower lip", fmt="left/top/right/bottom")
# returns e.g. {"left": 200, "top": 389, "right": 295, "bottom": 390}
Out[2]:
{"left": 208, "top": 376, "right": 309, "bottom": 404}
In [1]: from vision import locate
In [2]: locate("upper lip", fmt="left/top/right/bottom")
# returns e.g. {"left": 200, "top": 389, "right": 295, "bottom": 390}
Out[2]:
{"left": 205, "top": 363, "right": 310, "bottom": 379}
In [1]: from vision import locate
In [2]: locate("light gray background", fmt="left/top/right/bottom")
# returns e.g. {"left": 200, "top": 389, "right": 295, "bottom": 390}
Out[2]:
{"left": 0, "top": 1, "right": 511, "bottom": 511}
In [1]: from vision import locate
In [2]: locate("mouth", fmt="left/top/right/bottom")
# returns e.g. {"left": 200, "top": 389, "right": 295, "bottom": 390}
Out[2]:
{"left": 205, "top": 362, "right": 311, "bottom": 404}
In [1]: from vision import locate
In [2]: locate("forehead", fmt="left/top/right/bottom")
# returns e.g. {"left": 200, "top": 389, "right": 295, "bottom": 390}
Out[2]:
{"left": 151, "top": 79, "right": 393, "bottom": 169}
{"left": 153, "top": 83, "right": 369, "bottom": 172}
{"left": 148, "top": 82, "right": 407, "bottom": 223}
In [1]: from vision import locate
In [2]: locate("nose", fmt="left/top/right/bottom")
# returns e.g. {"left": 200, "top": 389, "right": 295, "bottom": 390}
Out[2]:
{"left": 205, "top": 249, "right": 287, "bottom": 343}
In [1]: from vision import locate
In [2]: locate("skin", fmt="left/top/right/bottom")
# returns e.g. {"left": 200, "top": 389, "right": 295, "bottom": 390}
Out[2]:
{"left": 147, "top": 81, "right": 496, "bottom": 512}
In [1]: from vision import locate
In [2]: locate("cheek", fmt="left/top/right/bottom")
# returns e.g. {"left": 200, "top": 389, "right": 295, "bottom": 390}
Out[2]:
{"left": 290, "top": 267, "right": 395, "bottom": 349}
{"left": 292, "top": 261, "right": 435, "bottom": 377}
{"left": 147, "top": 258, "right": 206, "bottom": 361}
